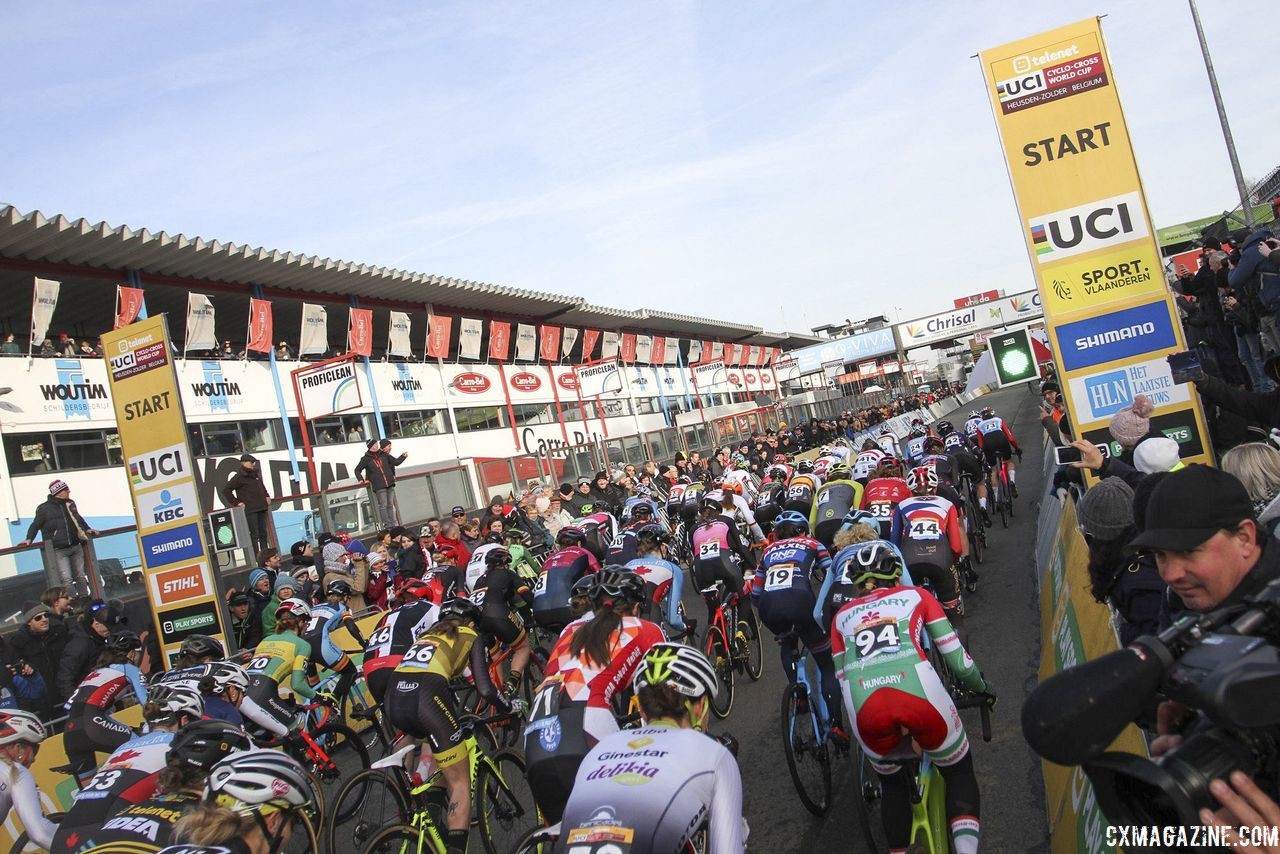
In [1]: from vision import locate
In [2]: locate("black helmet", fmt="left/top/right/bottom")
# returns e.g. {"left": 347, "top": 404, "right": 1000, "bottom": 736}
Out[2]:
{"left": 636, "top": 523, "right": 671, "bottom": 545}
{"left": 571, "top": 573, "right": 600, "bottom": 600}
{"left": 557, "top": 526, "right": 586, "bottom": 546}
{"left": 935, "top": 420, "right": 954, "bottom": 436}
{"left": 593, "top": 567, "right": 646, "bottom": 605}
{"left": 179, "top": 634, "right": 224, "bottom": 661}
{"left": 326, "top": 579, "right": 353, "bottom": 598}
{"left": 439, "top": 597, "right": 481, "bottom": 623}
{"left": 484, "top": 547, "right": 512, "bottom": 569}
{"left": 107, "top": 630, "right": 142, "bottom": 654}
{"left": 503, "top": 528, "right": 531, "bottom": 545}
{"left": 168, "top": 719, "right": 253, "bottom": 771}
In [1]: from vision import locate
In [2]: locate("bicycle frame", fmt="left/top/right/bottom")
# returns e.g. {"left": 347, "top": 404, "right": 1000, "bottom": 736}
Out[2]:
{"left": 402, "top": 729, "right": 517, "bottom": 852}
{"left": 785, "top": 635, "right": 831, "bottom": 743}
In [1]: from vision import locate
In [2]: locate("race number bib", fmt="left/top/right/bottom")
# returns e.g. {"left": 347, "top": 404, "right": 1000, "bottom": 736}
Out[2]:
{"left": 669, "top": 485, "right": 686, "bottom": 501}
{"left": 366, "top": 625, "right": 393, "bottom": 651}
{"left": 907, "top": 519, "right": 942, "bottom": 540}
{"left": 787, "top": 485, "right": 808, "bottom": 502}
{"left": 698, "top": 540, "right": 721, "bottom": 559}
{"left": 533, "top": 571, "right": 548, "bottom": 598}
{"left": 853, "top": 620, "right": 900, "bottom": 659}
{"left": 469, "top": 589, "right": 487, "bottom": 609}
{"left": 402, "top": 642, "right": 437, "bottom": 667}
{"left": 868, "top": 502, "right": 894, "bottom": 519}
{"left": 764, "top": 564, "right": 796, "bottom": 592}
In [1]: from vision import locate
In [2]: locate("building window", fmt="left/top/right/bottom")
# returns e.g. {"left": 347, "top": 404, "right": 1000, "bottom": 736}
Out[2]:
{"left": 511, "top": 403, "right": 556, "bottom": 427}
{"left": 455, "top": 406, "right": 507, "bottom": 432}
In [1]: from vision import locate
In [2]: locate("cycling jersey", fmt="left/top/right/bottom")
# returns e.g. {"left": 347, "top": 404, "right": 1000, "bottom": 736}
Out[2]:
{"left": 242, "top": 631, "right": 314, "bottom": 737}
{"left": 852, "top": 449, "right": 885, "bottom": 482}
{"left": 751, "top": 482, "right": 787, "bottom": 533}
{"left": 606, "top": 523, "right": 644, "bottom": 566}
{"left": 782, "top": 473, "right": 820, "bottom": 515}
{"left": 533, "top": 545, "right": 601, "bottom": 631}
{"left": 720, "top": 469, "right": 758, "bottom": 501}
{"left": 53, "top": 731, "right": 174, "bottom": 853}
{"left": 421, "top": 563, "right": 463, "bottom": 604}
{"left": 963, "top": 417, "right": 982, "bottom": 437}
{"left": 624, "top": 557, "right": 687, "bottom": 631}
{"left": 466, "top": 543, "right": 503, "bottom": 592}
{"left": 63, "top": 790, "right": 197, "bottom": 854}
{"left": 304, "top": 602, "right": 361, "bottom": 671}
{"left": 64, "top": 667, "right": 139, "bottom": 768}
{"left": 831, "top": 585, "right": 985, "bottom": 769}
{"left": 904, "top": 435, "right": 930, "bottom": 465}
{"left": 578, "top": 512, "right": 618, "bottom": 564}
{"left": 921, "top": 453, "right": 956, "bottom": 487}
{"left": 892, "top": 495, "right": 965, "bottom": 568}
{"left": 708, "top": 491, "right": 764, "bottom": 542}
{"left": 149, "top": 665, "right": 204, "bottom": 695}
{"left": 875, "top": 434, "right": 899, "bottom": 456}
{"left": 363, "top": 600, "right": 440, "bottom": 700}
{"left": 557, "top": 724, "right": 744, "bottom": 854}
{"left": 975, "top": 416, "right": 1018, "bottom": 463}
{"left": 861, "top": 477, "right": 913, "bottom": 537}
{"left": 691, "top": 516, "right": 753, "bottom": 602}
{"left": 809, "top": 480, "right": 865, "bottom": 549}
{"left": 0, "top": 760, "right": 56, "bottom": 850}
{"left": 153, "top": 665, "right": 241, "bottom": 727}
{"left": 471, "top": 564, "right": 531, "bottom": 646}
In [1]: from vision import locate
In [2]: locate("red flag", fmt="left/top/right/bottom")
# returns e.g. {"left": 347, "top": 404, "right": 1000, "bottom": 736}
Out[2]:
{"left": 114, "top": 285, "right": 145, "bottom": 329}
{"left": 348, "top": 308, "right": 374, "bottom": 357}
{"left": 489, "top": 320, "right": 511, "bottom": 361}
{"left": 723, "top": 343, "right": 736, "bottom": 366}
{"left": 426, "top": 315, "right": 452, "bottom": 359}
{"left": 769, "top": 347, "right": 781, "bottom": 366}
{"left": 620, "top": 333, "right": 637, "bottom": 363}
{"left": 246, "top": 299, "right": 273, "bottom": 353}
{"left": 651, "top": 336, "right": 667, "bottom": 364}
{"left": 539, "top": 325, "right": 561, "bottom": 362}
{"left": 581, "top": 328, "right": 600, "bottom": 361}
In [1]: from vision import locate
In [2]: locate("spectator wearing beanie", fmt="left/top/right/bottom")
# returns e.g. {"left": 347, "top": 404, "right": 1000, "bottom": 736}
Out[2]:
{"left": 365, "top": 551, "right": 389, "bottom": 610}
{"left": 261, "top": 573, "right": 297, "bottom": 636}
{"left": 1108, "top": 395, "right": 1160, "bottom": 464}
{"left": 1132, "top": 437, "right": 1184, "bottom": 475}
{"left": 1078, "top": 477, "right": 1165, "bottom": 646}
{"left": 321, "top": 541, "right": 352, "bottom": 591}
{"left": 246, "top": 568, "right": 272, "bottom": 626}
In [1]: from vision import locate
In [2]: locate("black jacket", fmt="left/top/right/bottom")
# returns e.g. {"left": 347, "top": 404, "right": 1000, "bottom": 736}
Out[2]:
{"left": 1194, "top": 374, "right": 1280, "bottom": 433}
{"left": 9, "top": 623, "right": 67, "bottom": 714}
{"left": 57, "top": 617, "right": 107, "bottom": 702}
{"left": 229, "top": 612, "right": 263, "bottom": 654}
{"left": 223, "top": 467, "right": 271, "bottom": 512}
{"left": 397, "top": 544, "right": 429, "bottom": 581}
{"left": 355, "top": 451, "right": 407, "bottom": 490}
{"left": 25, "top": 496, "right": 91, "bottom": 549}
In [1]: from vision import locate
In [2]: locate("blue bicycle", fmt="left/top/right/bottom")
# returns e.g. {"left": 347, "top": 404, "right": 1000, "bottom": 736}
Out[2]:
{"left": 779, "top": 631, "right": 848, "bottom": 816}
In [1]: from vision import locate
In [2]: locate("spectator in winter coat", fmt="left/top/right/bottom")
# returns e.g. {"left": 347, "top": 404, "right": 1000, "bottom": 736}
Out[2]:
{"left": 7, "top": 605, "right": 63, "bottom": 719}
{"left": 223, "top": 455, "right": 273, "bottom": 552}
{"left": 479, "top": 496, "right": 507, "bottom": 533}
{"left": 1078, "top": 478, "right": 1165, "bottom": 646}
{"left": 396, "top": 529, "right": 430, "bottom": 581}
{"left": 354, "top": 439, "right": 408, "bottom": 526}
{"left": 18, "top": 480, "right": 97, "bottom": 591}
{"left": 260, "top": 574, "right": 297, "bottom": 636}
{"left": 246, "top": 568, "right": 273, "bottom": 627}
{"left": 365, "top": 551, "right": 390, "bottom": 610}
{"left": 1230, "top": 230, "right": 1280, "bottom": 356}
{"left": 433, "top": 520, "right": 471, "bottom": 568}
{"left": 57, "top": 606, "right": 111, "bottom": 702}
{"left": 226, "top": 591, "right": 262, "bottom": 659}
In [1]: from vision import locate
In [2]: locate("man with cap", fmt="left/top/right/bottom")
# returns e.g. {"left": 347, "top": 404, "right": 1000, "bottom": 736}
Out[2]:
{"left": 227, "top": 589, "right": 262, "bottom": 657}
{"left": 354, "top": 438, "right": 408, "bottom": 526}
{"left": 9, "top": 603, "right": 65, "bottom": 718}
{"left": 223, "top": 454, "right": 273, "bottom": 553}
{"left": 1131, "top": 464, "right": 1280, "bottom": 616}
{"left": 18, "top": 480, "right": 97, "bottom": 594}
{"left": 1039, "top": 381, "right": 1072, "bottom": 445}
{"left": 566, "top": 477, "right": 595, "bottom": 517}
{"left": 450, "top": 505, "right": 468, "bottom": 528}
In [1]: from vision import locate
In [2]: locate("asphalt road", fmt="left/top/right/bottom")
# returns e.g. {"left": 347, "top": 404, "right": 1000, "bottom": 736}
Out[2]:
{"left": 721, "top": 384, "right": 1051, "bottom": 853}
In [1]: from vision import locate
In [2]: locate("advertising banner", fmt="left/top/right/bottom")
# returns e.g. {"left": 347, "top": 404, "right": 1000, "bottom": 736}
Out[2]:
{"left": 99, "top": 315, "right": 227, "bottom": 664}
{"left": 620, "top": 333, "right": 637, "bottom": 363}
{"left": 426, "top": 314, "right": 452, "bottom": 359}
{"left": 600, "top": 331, "right": 620, "bottom": 360}
{"left": 709, "top": 342, "right": 724, "bottom": 361}
{"left": 561, "top": 327, "right": 579, "bottom": 360}
{"left": 514, "top": 323, "right": 536, "bottom": 362}
{"left": 30, "top": 277, "right": 59, "bottom": 350}
{"left": 575, "top": 359, "right": 624, "bottom": 398}
{"left": 664, "top": 337, "right": 679, "bottom": 365}
{"left": 292, "top": 358, "right": 363, "bottom": 418}
{"left": 387, "top": 311, "right": 412, "bottom": 358}
{"left": 954, "top": 289, "right": 1002, "bottom": 309}
{"left": 488, "top": 320, "right": 511, "bottom": 362}
{"left": 246, "top": 298, "right": 273, "bottom": 354}
{"left": 539, "top": 325, "right": 561, "bottom": 362}
{"left": 687, "top": 339, "right": 703, "bottom": 363}
{"left": 299, "top": 303, "right": 328, "bottom": 356}
{"left": 114, "top": 285, "right": 146, "bottom": 330}
{"left": 186, "top": 293, "right": 222, "bottom": 353}
{"left": 458, "top": 317, "right": 483, "bottom": 360}
{"left": 693, "top": 359, "right": 729, "bottom": 390}
{"left": 348, "top": 308, "right": 373, "bottom": 357}
{"left": 723, "top": 343, "right": 737, "bottom": 366}
{"left": 650, "top": 336, "right": 666, "bottom": 365}
{"left": 634, "top": 334, "right": 652, "bottom": 364}
{"left": 980, "top": 17, "right": 1209, "bottom": 465}
{"left": 788, "top": 328, "right": 896, "bottom": 373}
{"left": 896, "top": 289, "right": 1043, "bottom": 350}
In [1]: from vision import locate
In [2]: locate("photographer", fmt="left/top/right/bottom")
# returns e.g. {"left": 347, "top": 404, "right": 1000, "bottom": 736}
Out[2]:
{"left": 1232, "top": 231, "right": 1280, "bottom": 358}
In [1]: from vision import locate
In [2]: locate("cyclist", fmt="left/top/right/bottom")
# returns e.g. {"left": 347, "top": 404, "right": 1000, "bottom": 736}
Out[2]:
{"left": 721, "top": 456, "right": 760, "bottom": 502}
{"left": 165, "top": 749, "right": 314, "bottom": 853}
{"left": 197, "top": 660, "right": 250, "bottom": 726}
{"left": 830, "top": 541, "right": 993, "bottom": 854}
{"left": 783, "top": 463, "right": 821, "bottom": 517}
{"left": 809, "top": 463, "right": 864, "bottom": 550}
{"left": 153, "top": 634, "right": 225, "bottom": 693}
{"left": 935, "top": 420, "right": 990, "bottom": 523}
{"left": 385, "top": 597, "right": 513, "bottom": 854}
{"left": 557, "top": 644, "right": 745, "bottom": 854}
{"left": 422, "top": 546, "right": 465, "bottom": 604}
{"left": 303, "top": 578, "right": 366, "bottom": 706}
{"left": 861, "top": 456, "right": 912, "bottom": 538}
{"left": 577, "top": 510, "right": 618, "bottom": 564}
{"left": 242, "top": 598, "right": 316, "bottom": 737}
{"left": 691, "top": 496, "right": 755, "bottom": 624}
{"left": 0, "top": 710, "right": 55, "bottom": 852}
{"left": 624, "top": 524, "right": 691, "bottom": 637}
{"left": 852, "top": 440, "right": 886, "bottom": 485}
{"left": 54, "top": 685, "right": 206, "bottom": 852}
{"left": 606, "top": 501, "right": 656, "bottom": 565}
{"left": 55, "top": 718, "right": 251, "bottom": 854}
{"left": 524, "top": 568, "right": 664, "bottom": 823}
{"left": 904, "top": 424, "right": 932, "bottom": 466}
{"left": 470, "top": 546, "right": 533, "bottom": 695}
{"left": 533, "top": 526, "right": 602, "bottom": 633}
{"left": 363, "top": 580, "right": 440, "bottom": 704}
{"left": 875, "top": 427, "right": 899, "bottom": 456}
{"left": 919, "top": 438, "right": 969, "bottom": 511}
{"left": 752, "top": 512, "right": 845, "bottom": 741}
{"left": 974, "top": 405, "right": 1020, "bottom": 497}
{"left": 465, "top": 540, "right": 504, "bottom": 591}
{"left": 713, "top": 481, "right": 765, "bottom": 543}
{"left": 752, "top": 478, "right": 788, "bottom": 535}
{"left": 963, "top": 410, "right": 983, "bottom": 439}
{"left": 894, "top": 464, "right": 969, "bottom": 633}
{"left": 63, "top": 630, "right": 146, "bottom": 774}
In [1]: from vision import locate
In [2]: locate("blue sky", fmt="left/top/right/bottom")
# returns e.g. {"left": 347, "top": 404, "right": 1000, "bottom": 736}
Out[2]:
{"left": 2, "top": 2, "right": 1276, "bottom": 335}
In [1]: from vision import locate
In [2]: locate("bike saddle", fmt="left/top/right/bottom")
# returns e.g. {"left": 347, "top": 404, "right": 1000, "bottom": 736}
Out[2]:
{"left": 371, "top": 743, "right": 417, "bottom": 770}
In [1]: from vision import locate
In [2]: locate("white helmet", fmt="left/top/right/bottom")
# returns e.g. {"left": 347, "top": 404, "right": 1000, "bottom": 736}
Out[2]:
{"left": 275, "top": 597, "right": 311, "bottom": 620}
{"left": 0, "top": 710, "right": 45, "bottom": 746}
{"left": 633, "top": 643, "right": 719, "bottom": 699}
{"left": 146, "top": 684, "right": 205, "bottom": 723}
{"left": 206, "top": 748, "right": 314, "bottom": 814}
{"left": 201, "top": 661, "right": 250, "bottom": 695}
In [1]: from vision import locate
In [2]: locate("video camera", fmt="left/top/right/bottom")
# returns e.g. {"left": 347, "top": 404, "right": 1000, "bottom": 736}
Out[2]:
{"left": 1022, "top": 576, "right": 1280, "bottom": 830}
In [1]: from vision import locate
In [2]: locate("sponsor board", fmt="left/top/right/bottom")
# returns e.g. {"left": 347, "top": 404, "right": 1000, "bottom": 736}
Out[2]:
{"left": 556, "top": 372, "right": 579, "bottom": 391}
{"left": 992, "top": 30, "right": 1109, "bottom": 115}
{"left": 575, "top": 360, "right": 623, "bottom": 398}
{"left": 151, "top": 561, "right": 212, "bottom": 606}
{"left": 897, "top": 290, "right": 1043, "bottom": 349}
{"left": 954, "top": 290, "right": 1002, "bottom": 309}
{"left": 1066, "top": 357, "right": 1191, "bottom": 422}
{"left": 140, "top": 521, "right": 204, "bottom": 568}
{"left": 158, "top": 601, "right": 220, "bottom": 645}
{"left": 450, "top": 371, "right": 492, "bottom": 394}
{"left": 1082, "top": 408, "right": 1204, "bottom": 459}
{"left": 508, "top": 371, "right": 542, "bottom": 392}
{"left": 293, "top": 359, "right": 362, "bottom": 417}
{"left": 788, "top": 328, "right": 896, "bottom": 373}
{"left": 1042, "top": 245, "right": 1165, "bottom": 316}
{"left": 692, "top": 360, "right": 728, "bottom": 391}
{"left": 109, "top": 340, "right": 168, "bottom": 381}
{"left": 1027, "top": 191, "right": 1148, "bottom": 264}
{"left": 40, "top": 359, "right": 111, "bottom": 420}
{"left": 128, "top": 443, "right": 189, "bottom": 489}
{"left": 1053, "top": 301, "right": 1177, "bottom": 372}
{"left": 136, "top": 481, "right": 200, "bottom": 530}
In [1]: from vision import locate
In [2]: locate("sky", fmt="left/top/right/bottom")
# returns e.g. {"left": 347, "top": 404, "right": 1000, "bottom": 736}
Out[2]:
{"left": 2, "top": 1, "right": 1276, "bottom": 337}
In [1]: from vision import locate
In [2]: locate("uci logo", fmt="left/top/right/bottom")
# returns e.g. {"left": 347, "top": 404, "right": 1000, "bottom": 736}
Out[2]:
{"left": 1027, "top": 192, "right": 1149, "bottom": 264}
{"left": 997, "top": 71, "right": 1046, "bottom": 101}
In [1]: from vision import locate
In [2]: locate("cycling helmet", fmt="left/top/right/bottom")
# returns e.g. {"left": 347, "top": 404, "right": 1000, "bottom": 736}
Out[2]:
{"left": 908, "top": 425, "right": 928, "bottom": 439}
{"left": 206, "top": 749, "right": 313, "bottom": 815}
{"left": 935, "top": 420, "right": 955, "bottom": 436}
{"left": 701, "top": 496, "right": 723, "bottom": 515}
{"left": 730, "top": 455, "right": 749, "bottom": 471}
{"left": 629, "top": 503, "right": 654, "bottom": 517}
{"left": 843, "top": 509, "right": 879, "bottom": 529}
{"left": 202, "top": 661, "right": 250, "bottom": 695}
{"left": 721, "top": 480, "right": 743, "bottom": 497}
{"left": 571, "top": 573, "right": 600, "bottom": 600}
{"left": 910, "top": 417, "right": 924, "bottom": 426}
{"left": 827, "top": 463, "right": 852, "bottom": 480}
{"left": 169, "top": 719, "right": 253, "bottom": 771}
{"left": 841, "top": 541, "right": 904, "bottom": 588}
{"left": 484, "top": 547, "right": 513, "bottom": 569}
{"left": 633, "top": 484, "right": 653, "bottom": 498}
{"left": 179, "top": 634, "right": 224, "bottom": 661}
{"left": 924, "top": 436, "right": 944, "bottom": 453}
{"left": 796, "top": 459, "right": 815, "bottom": 474}
{"left": 819, "top": 445, "right": 833, "bottom": 457}
{"left": 399, "top": 579, "right": 434, "bottom": 601}
{"left": 0, "top": 710, "right": 46, "bottom": 746}
{"left": 969, "top": 410, "right": 981, "bottom": 419}
{"left": 878, "top": 427, "right": 894, "bottom": 436}
{"left": 438, "top": 597, "right": 481, "bottom": 623}
{"left": 593, "top": 567, "right": 646, "bottom": 605}
{"left": 878, "top": 456, "right": 904, "bottom": 476}
{"left": 907, "top": 465, "right": 939, "bottom": 492}
{"left": 503, "top": 528, "right": 531, "bottom": 546}
{"left": 275, "top": 598, "right": 311, "bottom": 620}
{"left": 557, "top": 525, "right": 587, "bottom": 546}
{"left": 632, "top": 643, "right": 718, "bottom": 699}
{"left": 772, "top": 453, "right": 789, "bottom": 464}
{"left": 326, "top": 579, "right": 354, "bottom": 598}
{"left": 107, "top": 630, "right": 142, "bottom": 654}
{"left": 774, "top": 510, "right": 810, "bottom": 536}
{"left": 980, "top": 406, "right": 995, "bottom": 419}
{"left": 636, "top": 523, "right": 671, "bottom": 545}
{"left": 146, "top": 684, "right": 205, "bottom": 722}
{"left": 766, "top": 465, "right": 789, "bottom": 483}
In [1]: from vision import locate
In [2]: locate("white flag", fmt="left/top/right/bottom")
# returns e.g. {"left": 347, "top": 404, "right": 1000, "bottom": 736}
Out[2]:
{"left": 184, "top": 293, "right": 217, "bottom": 352}
{"left": 601, "top": 331, "right": 621, "bottom": 359}
{"left": 635, "top": 335, "right": 652, "bottom": 364}
{"left": 515, "top": 323, "right": 537, "bottom": 361}
{"left": 561, "top": 327, "right": 579, "bottom": 359}
{"left": 299, "top": 303, "right": 329, "bottom": 356}
{"left": 458, "top": 317, "right": 484, "bottom": 360}
{"left": 388, "top": 311, "right": 412, "bottom": 358}
{"left": 709, "top": 341, "right": 724, "bottom": 360}
{"left": 687, "top": 339, "right": 702, "bottom": 363}
{"left": 663, "top": 337, "right": 678, "bottom": 364}
{"left": 30, "top": 277, "right": 60, "bottom": 350}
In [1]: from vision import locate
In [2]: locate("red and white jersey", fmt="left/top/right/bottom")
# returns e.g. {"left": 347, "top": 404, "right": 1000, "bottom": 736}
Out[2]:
{"left": 860, "top": 477, "right": 912, "bottom": 524}
{"left": 542, "top": 616, "right": 666, "bottom": 711}
{"left": 721, "top": 469, "right": 759, "bottom": 500}
{"left": 852, "top": 449, "right": 886, "bottom": 481}
{"left": 66, "top": 667, "right": 130, "bottom": 709}
{"left": 363, "top": 600, "right": 440, "bottom": 676}
{"left": 893, "top": 495, "right": 965, "bottom": 557}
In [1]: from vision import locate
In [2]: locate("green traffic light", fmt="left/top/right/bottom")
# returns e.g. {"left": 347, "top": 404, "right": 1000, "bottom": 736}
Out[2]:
{"left": 216, "top": 524, "right": 234, "bottom": 546}
{"left": 1000, "top": 349, "right": 1030, "bottom": 376}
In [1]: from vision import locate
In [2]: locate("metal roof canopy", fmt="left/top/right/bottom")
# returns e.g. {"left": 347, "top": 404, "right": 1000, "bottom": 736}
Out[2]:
{"left": 0, "top": 204, "right": 817, "bottom": 348}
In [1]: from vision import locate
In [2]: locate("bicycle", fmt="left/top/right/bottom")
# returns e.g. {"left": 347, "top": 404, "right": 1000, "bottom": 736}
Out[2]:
{"left": 353, "top": 715, "right": 541, "bottom": 854}
{"left": 986, "top": 455, "right": 1014, "bottom": 529}
{"left": 270, "top": 696, "right": 371, "bottom": 834}
{"left": 322, "top": 657, "right": 394, "bottom": 758}
{"left": 699, "top": 577, "right": 764, "bottom": 719}
{"left": 778, "top": 632, "right": 849, "bottom": 816}
{"left": 959, "top": 472, "right": 986, "bottom": 566}
{"left": 454, "top": 639, "right": 546, "bottom": 748}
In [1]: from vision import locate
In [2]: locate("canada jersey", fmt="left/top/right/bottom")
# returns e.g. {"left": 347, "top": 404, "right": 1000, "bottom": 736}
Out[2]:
{"left": 67, "top": 667, "right": 132, "bottom": 710}
{"left": 53, "top": 731, "right": 175, "bottom": 851}
{"left": 861, "top": 478, "right": 912, "bottom": 534}
{"left": 892, "top": 494, "right": 964, "bottom": 567}
{"left": 363, "top": 600, "right": 440, "bottom": 676}
{"left": 754, "top": 537, "right": 830, "bottom": 598}
{"left": 852, "top": 450, "right": 885, "bottom": 482}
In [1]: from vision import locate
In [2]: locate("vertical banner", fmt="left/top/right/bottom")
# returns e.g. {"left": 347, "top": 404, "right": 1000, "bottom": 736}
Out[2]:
{"left": 664, "top": 337, "right": 679, "bottom": 365}
{"left": 581, "top": 328, "right": 600, "bottom": 360}
{"left": 619, "top": 333, "right": 637, "bottom": 363}
{"left": 299, "top": 303, "right": 329, "bottom": 356}
{"left": 515, "top": 323, "right": 537, "bottom": 362}
{"left": 600, "top": 331, "right": 620, "bottom": 360}
{"left": 634, "top": 334, "right": 652, "bottom": 364}
{"left": 114, "top": 285, "right": 146, "bottom": 329}
{"left": 246, "top": 298, "right": 273, "bottom": 354}
{"left": 769, "top": 347, "right": 781, "bottom": 366}
{"left": 723, "top": 343, "right": 737, "bottom": 366}
{"left": 710, "top": 341, "right": 724, "bottom": 361}
{"left": 489, "top": 320, "right": 512, "bottom": 361}
{"left": 459, "top": 317, "right": 483, "bottom": 360}
{"left": 348, "top": 308, "right": 373, "bottom": 357}
{"left": 539, "top": 325, "right": 562, "bottom": 362}
{"left": 387, "top": 311, "right": 412, "bottom": 358}
{"left": 561, "top": 327, "right": 579, "bottom": 360}
{"left": 650, "top": 336, "right": 667, "bottom": 366}
{"left": 184, "top": 293, "right": 217, "bottom": 353}
{"left": 687, "top": 339, "right": 703, "bottom": 364}
{"left": 30, "top": 277, "right": 59, "bottom": 351}
{"left": 426, "top": 314, "right": 453, "bottom": 359}
{"left": 980, "top": 18, "right": 1209, "bottom": 464}
{"left": 100, "top": 316, "right": 228, "bottom": 664}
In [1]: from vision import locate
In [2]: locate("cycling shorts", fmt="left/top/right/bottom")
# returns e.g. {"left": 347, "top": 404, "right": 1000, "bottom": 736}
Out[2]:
{"left": 532, "top": 605, "right": 574, "bottom": 633}
{"left": 692, "top": 556, "right": 744, "bottom": 597}
{"left": 479, "top": 612, "right": 526, "bottom": 648}
{"left": 907, "top": 562, "right": 962, "bottom": 613}
{"left": 952, "top": 449, "right": 982, "bottom": 481}
{"left": 980, "top": 433, "right": 1012, "bottom": 465}
{"left": 758, "top": 592, "right": 828, "bottom": 652}
{"left": 385, "top": 672, "right": 468, "bottom": 768}
{"left": 241, "top": 673, "right": 297, "bottom": 738}
{"left": 366, "top": 667, "right": 393, "bottom": 706}
{"left": 852, "top": 674, "right": 969, "bottom": 774}
{"left": 63, "top": 708, "right": 133, "bottom": 767}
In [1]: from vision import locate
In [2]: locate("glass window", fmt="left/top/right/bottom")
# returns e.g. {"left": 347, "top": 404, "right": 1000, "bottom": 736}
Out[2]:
{"left": 105, "top": 431, "right": 123, "bottom": 466}
{"left": 241, "top": 420, "right": 279, "bottom": 452}
{"left": 455, "top": 406, "right": 506, "bottom": 432}
{"left": 634, "top": 398, "right": 659, "bottom": 415}
{"left": 403, "top": 409, "right": 450, "bottom": 436}
{"left": 52, "top": 431, "right": 110, "bottom": 470}
{"left": 187, "top": 425, "right": 207, "bottom": 456}
{"left": 601, "top": 398, "right": 631, "bottom": 418}
{"left": 200, "top": 422, "right": 243, "bottom": 456}
{"left": 3, "top": 433, "right": 56, "bottom": 474}
{"left": 511, "top": 402, "right": 555, "bottom": 427}
{"left": 341, "top": 415, "right": 368, "bottom": 444}
{"left": 311, "top": 417, "right": 345, "bottom": 446}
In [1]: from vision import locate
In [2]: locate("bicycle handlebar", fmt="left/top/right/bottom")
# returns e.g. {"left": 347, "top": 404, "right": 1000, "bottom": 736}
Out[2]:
{"left": 954, "top": 693, "right": 993, "bottom": 742}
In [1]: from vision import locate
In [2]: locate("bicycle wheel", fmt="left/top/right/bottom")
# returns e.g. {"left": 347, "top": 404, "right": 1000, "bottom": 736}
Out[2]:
{"left": 344, "top": 685, "right": 392, "bottom": 759}
{"left": 325, "top": 767, "right": 413, "bottom": 853}
{"left": 705, "top": 625, "right": 735, "bottom": 719}
{"left": 310, "top": 722, "right": 372, "bottom": 824}
{"left": 278, "top": 809, "right": 320, "bottom": 854}
{"left": 997, "top": 484, "right": 1008, "bottom": 529}
{"left": 965, "top": 502, "right": 983, "bottom": 565}
{"left": 738, "top": 614, "right": 764, "bottom": 681}
{"left": 476, "top": 748, "right": 542, "bottom": 854}
{"left": 852, "top": 750, "right": 888, "bottom": 854}
{"left": 780, "top": 682, "right": 832, "bottom": 816}
{"left": 512, "top": 825, "right": 558, "bottom": 854}
{"left": 363, "top": 823, "right": 444, "bottom": 854}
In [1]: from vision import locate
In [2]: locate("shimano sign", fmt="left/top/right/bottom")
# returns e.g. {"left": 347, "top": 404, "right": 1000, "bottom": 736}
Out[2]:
{"left": 1054, "top": 301, "right": 1177, "bottom": 372}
